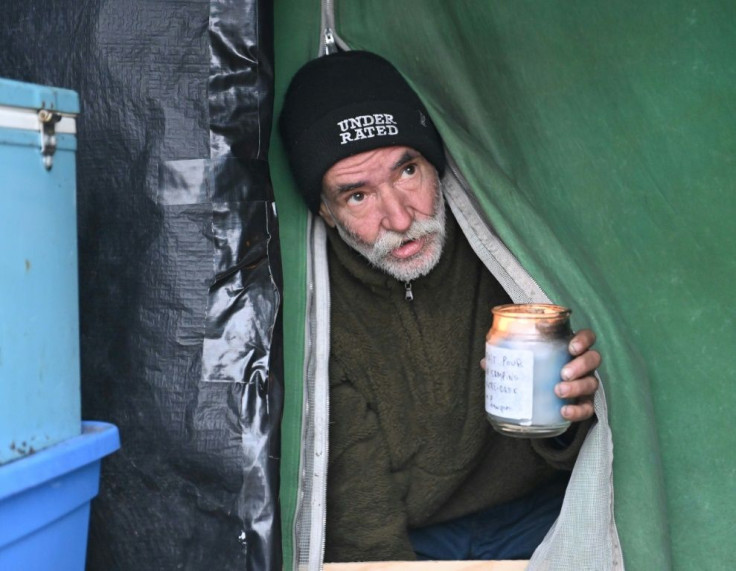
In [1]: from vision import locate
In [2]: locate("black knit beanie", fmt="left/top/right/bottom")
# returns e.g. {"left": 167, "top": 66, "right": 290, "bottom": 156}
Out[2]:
{"left": 279, "top": 51, "right": 446, "bottom": 214}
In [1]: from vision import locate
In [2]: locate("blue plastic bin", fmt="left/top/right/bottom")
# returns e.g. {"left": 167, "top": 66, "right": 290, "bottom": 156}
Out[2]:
{"left": 0, "top": 77, "right": 82, "bottom": 463}
{"left": 0, "top": 422, "right": 120, "bottom": 571}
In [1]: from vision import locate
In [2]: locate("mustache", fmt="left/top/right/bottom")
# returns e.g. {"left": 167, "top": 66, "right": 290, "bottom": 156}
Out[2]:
{"left": 368, "top": 218, "right": 444, "bottom": 258}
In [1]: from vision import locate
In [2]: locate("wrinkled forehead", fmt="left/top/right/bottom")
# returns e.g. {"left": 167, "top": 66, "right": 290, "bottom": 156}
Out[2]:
{"left": 322, "top": 146, "right": 427, "bottom": 192}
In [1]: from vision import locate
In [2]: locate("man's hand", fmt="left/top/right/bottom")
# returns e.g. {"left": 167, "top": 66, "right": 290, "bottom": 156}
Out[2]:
{"left": 556, "top": 329, "right": 600, "bottom": 422}
{"left": 480, "top": 328, "right": 601, "bottom": 423}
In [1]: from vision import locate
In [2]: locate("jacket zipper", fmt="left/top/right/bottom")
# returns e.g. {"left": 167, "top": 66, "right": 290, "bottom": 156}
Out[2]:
{"left": 404, "top": 281, "right": 414, "bottom": 301}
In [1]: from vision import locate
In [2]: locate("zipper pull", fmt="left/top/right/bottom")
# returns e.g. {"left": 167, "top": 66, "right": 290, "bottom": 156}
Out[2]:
{"left": 322, "top": 27, "right": 337, "bottom": 55}
{"left": 404, "top": 281, "right": 414, "bottom": 301}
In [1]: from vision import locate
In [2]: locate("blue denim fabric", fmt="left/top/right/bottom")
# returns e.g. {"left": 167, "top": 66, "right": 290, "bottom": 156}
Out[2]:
{"left": 408, "top": 476, "right": 568, "bottom": 561}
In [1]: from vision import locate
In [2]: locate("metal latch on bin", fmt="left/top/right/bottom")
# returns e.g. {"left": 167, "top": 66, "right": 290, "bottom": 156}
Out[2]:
{"left": 38, "top": 109, "right": 62, "bottom": 170}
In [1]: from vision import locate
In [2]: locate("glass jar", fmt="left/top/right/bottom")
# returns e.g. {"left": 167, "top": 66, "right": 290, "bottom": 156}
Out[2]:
{"left": 485, "top": 303, "right": 573, "bottom": 438}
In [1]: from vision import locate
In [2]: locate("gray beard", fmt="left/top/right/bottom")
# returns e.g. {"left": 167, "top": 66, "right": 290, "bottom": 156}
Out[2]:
{"left": 331, "top": 185, "right": 447, "bottom": 283}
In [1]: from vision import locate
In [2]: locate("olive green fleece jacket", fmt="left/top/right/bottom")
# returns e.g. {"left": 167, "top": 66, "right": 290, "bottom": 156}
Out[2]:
{"left": 324, "top": 209, "right": 590, "bottom": 562}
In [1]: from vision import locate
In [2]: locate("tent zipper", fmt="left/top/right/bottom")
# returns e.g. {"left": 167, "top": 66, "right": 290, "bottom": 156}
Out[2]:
{"left": 319, "top": 0, "right": 348, "bottom": 56}
{"left": 295, "top": 4, "right": 346, "bottom": 570}
{"left": 309, "top": 218, "right": 331, "bottom": 571}
{"left": 294, "top": 215, "right": 331, "bottom": 571}
{"left": 443, "top": 152, "right": 549, "bottom": 305}
{"left": 323, "top": 27, "right": 337, "bottom": 55}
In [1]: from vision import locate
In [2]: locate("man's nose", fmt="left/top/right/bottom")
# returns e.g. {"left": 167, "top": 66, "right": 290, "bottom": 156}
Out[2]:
{"left": 378, "top": 186, "right": 413, "bottom": 233}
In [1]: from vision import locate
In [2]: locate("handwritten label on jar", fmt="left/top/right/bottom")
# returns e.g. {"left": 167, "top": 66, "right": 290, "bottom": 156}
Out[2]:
{"left": 485, "top": 345, "right": 534, "bottom": 421}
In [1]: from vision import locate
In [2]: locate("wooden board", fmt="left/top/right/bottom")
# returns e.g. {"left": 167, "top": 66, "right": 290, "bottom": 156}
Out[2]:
{"left": 325, "top": 561, "right": 528, "bottom": 570}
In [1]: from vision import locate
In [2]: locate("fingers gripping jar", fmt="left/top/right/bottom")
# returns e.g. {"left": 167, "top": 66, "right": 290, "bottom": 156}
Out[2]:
{"left": 485, "top": 304, "right": 573, "bottom": 438}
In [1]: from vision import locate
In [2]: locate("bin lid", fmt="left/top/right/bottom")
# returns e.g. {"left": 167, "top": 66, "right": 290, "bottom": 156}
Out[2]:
{"left": 0, "top": 77, "right": 79, "bottom": 114}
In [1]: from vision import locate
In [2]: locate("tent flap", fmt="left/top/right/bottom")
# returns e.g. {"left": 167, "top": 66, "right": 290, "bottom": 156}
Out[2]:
{"left": 273, "top": 1, "right": 736, "bottom": 569}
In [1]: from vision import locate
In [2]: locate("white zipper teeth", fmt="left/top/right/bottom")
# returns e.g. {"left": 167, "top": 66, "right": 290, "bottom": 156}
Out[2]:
{"left": 0, "top": 104, "right": 77, "bottom": 134}
{"left": 310, "top": 218, "right": 331, "bottom": 571}
{"left": 303, "top": 3, "right": 340, "bottom": 569}
{"left": 293, "top": 214, "right": 314, "bottom": 571}
{"left": 294, "top": 214, "right": 331, "bottom": 571}
{"left": 444, "top": 153, "right": 550, "bottom": 305}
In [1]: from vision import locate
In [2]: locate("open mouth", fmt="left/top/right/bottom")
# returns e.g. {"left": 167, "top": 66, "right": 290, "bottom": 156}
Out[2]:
{"left": 391, "top": 237, "right": 425, "bottom": 259}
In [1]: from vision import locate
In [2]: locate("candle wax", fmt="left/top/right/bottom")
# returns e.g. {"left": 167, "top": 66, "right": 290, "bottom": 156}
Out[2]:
{"left": 485, "top": 337, "right": 572, "bottom": 427}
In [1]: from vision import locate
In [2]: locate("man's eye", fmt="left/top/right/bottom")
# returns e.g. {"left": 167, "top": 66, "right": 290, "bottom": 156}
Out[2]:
{"left": 347, "top": 192, "right": 365, "bottom": 204}
{"left": 402, "top": 164, "right": 417, "bottom": 176}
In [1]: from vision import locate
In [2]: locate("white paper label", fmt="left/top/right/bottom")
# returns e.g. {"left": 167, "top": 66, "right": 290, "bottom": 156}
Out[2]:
{"left": 485, "top": 344, "right": 534, "bottom": 420}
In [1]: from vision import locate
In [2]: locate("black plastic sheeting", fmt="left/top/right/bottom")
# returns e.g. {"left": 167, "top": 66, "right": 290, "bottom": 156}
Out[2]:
{"left": 1, "top": 2, "right": 283, "bottom": 569}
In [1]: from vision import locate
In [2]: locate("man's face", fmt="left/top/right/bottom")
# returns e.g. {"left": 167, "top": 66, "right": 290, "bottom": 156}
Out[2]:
{"left": 319, "top": 146, "right": 446, "bottom": 282}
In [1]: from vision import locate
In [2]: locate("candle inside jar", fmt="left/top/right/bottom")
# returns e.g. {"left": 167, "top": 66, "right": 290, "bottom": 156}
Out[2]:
{"left": 485, "top": 303, "right": 573, "bottom": 438}
{"left": 487, "top": 337, "right": 572, "bottom": 426}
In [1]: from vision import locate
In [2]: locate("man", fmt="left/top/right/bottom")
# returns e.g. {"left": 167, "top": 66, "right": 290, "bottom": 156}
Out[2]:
{"left": 279, "top": 50, "right": 600, "bottom": 562}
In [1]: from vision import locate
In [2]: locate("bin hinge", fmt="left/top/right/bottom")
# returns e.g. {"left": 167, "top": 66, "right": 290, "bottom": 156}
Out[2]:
{"left": 38, "top": 109, "right": 62, "bottom": 170}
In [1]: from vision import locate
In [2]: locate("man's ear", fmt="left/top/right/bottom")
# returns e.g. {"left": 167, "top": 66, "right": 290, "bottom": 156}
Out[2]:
{"left": 318, "top": 202, "right": 337, "bottom": 228}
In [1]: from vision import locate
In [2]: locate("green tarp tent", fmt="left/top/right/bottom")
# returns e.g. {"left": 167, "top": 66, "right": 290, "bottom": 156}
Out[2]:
{"left": 272, "top": 1, "right": 735, "bottom": 570}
